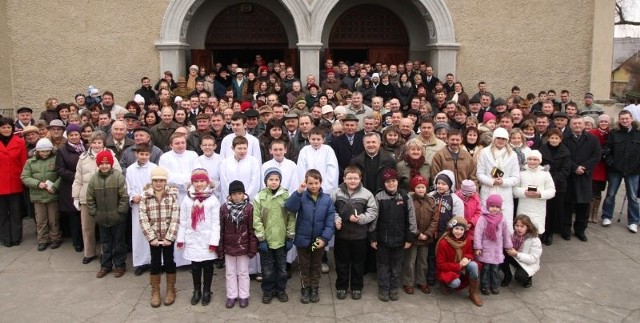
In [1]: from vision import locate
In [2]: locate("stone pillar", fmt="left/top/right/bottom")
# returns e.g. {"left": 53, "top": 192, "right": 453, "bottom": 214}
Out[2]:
{"left": 589, "top": 0, "right": 615, "bottom": 100}
{"left": 155, "top": 42, "right": 190, "bottom": 78}
{"left": 297, "top": 42, "right": 323, "bottom": 84}
{"left": 0, "top": 0, "right": 14, "bottom": 115}
{"left": 427, "top": 43, "right": 460, "bottom": 77}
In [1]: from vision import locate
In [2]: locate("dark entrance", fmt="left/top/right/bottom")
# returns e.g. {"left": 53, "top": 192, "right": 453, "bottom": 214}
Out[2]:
{"left": 190, "top": 3, "right": 296, "bottom": 70}
{"left": 327, "top": 4, "right": 409, "bottom": 64}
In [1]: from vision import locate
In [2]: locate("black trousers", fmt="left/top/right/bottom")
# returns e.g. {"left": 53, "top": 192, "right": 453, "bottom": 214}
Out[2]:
{"left": 376, "top": 245, "right": 404, "bottom": 292}
{"left": 334, "top": 238, "right": 367, "bottom": 291}
{"left": 0, "top": 193, "right": 23, "bottom": 244}
{"left": 61, "top": 210, "right": 83, "bottom": 248}
{"left": 565, "top": 202, "right": 589, "bottom": 235}
{"left": 191, "top": 260, "right": 214, "bottom": 291}
{"left": 150, "top": 242, "right": 176, "bottom": 274}
{"left": 546, "top": 192, "right": 566, "bottom": 234}
{"left": 504, "top": 255, "right": 530, "bottom": 283}
{"left": 99, "top": 221, "right": 127, "bottom": 269}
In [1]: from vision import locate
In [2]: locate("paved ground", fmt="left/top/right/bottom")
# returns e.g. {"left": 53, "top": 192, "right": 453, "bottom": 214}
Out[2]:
{"left": 1, "top": 197, "right": 640, "bottom": 322}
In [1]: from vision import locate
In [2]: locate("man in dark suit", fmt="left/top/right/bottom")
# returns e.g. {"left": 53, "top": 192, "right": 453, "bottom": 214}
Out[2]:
{"left": 330, "top": 114, "right": 364, "bottom": 182}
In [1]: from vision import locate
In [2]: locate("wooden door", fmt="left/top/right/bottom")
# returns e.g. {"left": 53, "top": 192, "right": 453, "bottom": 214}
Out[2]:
{"left": 191, "top": 49, "right": 212, "bottom": 71}
{"left": 368, "top": 48, "right": 408, "bottom": 65}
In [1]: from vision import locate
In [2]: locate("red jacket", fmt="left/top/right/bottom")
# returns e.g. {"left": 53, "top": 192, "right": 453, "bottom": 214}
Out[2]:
{"left": 589, "top": 128, "right": 608, "bottom": 182}
{"left": 435, "top": 234, "right": 477, "bottom": 289}
{"left": 0, "top": 136, "right": 27, "bottom": 195}
{"left": 455, "top": 190, "right": 482, "bottom": 239}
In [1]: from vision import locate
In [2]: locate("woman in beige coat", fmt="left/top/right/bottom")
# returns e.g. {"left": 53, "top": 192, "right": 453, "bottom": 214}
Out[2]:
{"left": 71, "top": 131, "right": 121, "bottom": 264}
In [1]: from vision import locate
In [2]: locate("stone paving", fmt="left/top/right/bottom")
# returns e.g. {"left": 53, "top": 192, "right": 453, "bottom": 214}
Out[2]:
{"left": 1, "top": 200, "right": 640, "bottom": 322}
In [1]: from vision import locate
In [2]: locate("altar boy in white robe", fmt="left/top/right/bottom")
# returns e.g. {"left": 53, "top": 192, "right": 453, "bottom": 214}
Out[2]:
{"left": 126, "top": 143, "right": 156, "bottom": 276}
{"left": 219, "top": 112, "right": 262, "bottom": 163}
{"left": 194, "top": 135, "right": 222, "bottom": 201}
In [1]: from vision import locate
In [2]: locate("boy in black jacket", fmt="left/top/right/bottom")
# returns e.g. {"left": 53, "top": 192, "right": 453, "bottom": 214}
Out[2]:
{"left": 369, "top": 168, "right": 417, "bottom": 302}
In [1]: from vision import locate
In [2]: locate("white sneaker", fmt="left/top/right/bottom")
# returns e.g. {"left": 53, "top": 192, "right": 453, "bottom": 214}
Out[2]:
{"left": 602, "top": 218, "right": 612, "bottom": 226}
{"left": 321, "top": 263, "right": 330, "bottom": 274}
{"left": 629, "top": 224, "right": 638, "bottom": 233}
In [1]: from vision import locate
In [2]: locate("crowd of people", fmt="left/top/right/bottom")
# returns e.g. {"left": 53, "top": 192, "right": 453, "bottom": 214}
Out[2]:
{"left": 1, "top": 55, "right": 640, "bottom": 309}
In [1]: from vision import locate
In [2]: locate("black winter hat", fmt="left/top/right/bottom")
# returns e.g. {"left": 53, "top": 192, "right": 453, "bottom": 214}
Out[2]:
{"left": 229, "top": 180, "right": 245, "bottom": 194}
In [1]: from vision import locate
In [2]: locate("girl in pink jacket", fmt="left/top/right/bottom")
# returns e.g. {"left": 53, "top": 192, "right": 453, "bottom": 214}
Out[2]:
{"left": 455, "top": 180, "right": 481, "bottom": 240}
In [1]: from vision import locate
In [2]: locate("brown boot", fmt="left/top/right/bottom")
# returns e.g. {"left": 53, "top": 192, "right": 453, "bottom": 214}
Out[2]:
{"left": 590, "top": 197, "right": 602, "bottom": 223}
{"left": 150, "top": 274, "right": 161, "bottom": 308}
{"left": 468, "top": 278, "right": 483, "bottom": 307}
{"left": 164, "top": 273, "right": 177, "bottom": 306}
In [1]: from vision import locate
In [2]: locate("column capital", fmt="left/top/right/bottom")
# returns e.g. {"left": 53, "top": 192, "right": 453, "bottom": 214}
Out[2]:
{"left": 297, "top": 42, "right": 323, "bottom": 50}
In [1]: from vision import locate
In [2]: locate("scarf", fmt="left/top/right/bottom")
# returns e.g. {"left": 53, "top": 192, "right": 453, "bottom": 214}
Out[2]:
{"left": 404, "top": 154, "right": 425, "bottom": 180}
{"left": 511, "top": 144, "right": 525, "bottom": 166}
{"left": 512, "top": 233, "right": 527, "bottom": 251}
{"left": 444, "top": 234, "right": 466, "bottom": 262}
{"left": 69, "top": 141, "right": 85, "bottom": 154}
{"left": 190, "top": 189, "right": 213, "bottom": 230}
{"left": 0, "top": 133, "right": 12, "bottom": 146}
{"left": 226, "top": 198, "right": 247, "bottom": 230}
{"left": 482, "top": 211, "right": 503, "bottom": 241}
{"left": 464, "top": 142, "right": 477, "bottom": 154}
{"left": 491, "top": 146, "right": 508, "bottom": 169}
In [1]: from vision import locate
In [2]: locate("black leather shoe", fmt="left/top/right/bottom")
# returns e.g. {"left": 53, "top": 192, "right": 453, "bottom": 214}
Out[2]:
{"left": 38, "top": 243, "right": 49, "bottom": 251}
{"left": 575, "top": 233, "right": 588, "bottom": 242}
{"left": 3, "top": 242, "right": 12, "bottom": 248}
{"left": 201, "top": 291, "right": 211, "bottom": 306}
{"left": 12, "top": 241, "right": 20, "bottom": 246}
{"left": 82, "top": 256, "right": 97, "bottom": 264}
{"left": 74, "top": 245, "right": 83, "bottom": 252}
{"left": 191, "top": 289, "right": 202, "bottom": 305}
{"left": 50, "top": 241, "right": 61, "bottom": 249}
{"left": 134, "top": 265, "right": 149, "bottom": 276}
{"left": 561, "top": 233, "right": 571, "bottom": 241}
{"left": 545, "top": 234, "right": 554, "bottom": 246}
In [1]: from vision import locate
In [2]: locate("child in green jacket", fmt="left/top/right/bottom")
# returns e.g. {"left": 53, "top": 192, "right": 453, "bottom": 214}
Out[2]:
{"left": 21, "top": 138, "right": 61, "bottom": 251}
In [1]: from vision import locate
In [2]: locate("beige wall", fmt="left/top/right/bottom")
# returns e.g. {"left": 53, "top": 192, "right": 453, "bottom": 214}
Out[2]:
{"left": 5, "top": 0, "right": 169, "bottom": 113}
{"left": 0, "top": 0, "right": 15, "bottom": 115}
{"left": 445, "top": 0, "right": 594, "bottom": 100}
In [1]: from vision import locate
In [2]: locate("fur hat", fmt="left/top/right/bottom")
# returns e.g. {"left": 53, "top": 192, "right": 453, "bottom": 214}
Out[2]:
{"left": 410, "top": 175, "right": 428, "bottom": 191}
{"left": 448, "top": 216, "right": 468, "bottom": 231}
{"left": 150, "top": 167, "right": 168, "bottom": 180}
{"left": 460, "top": 179, "right": 476, "bottom": 196}
{"left": 264, "top": 167, "right": 282, "bottom": 185}
{"left": 382, "top": 168, "right": 398, "bottom": 182}
{"left": 96, "top": 150, "right": 114, "bottom": 166}
{"left": 486, "top": 194, "right": 503, "bottom": 208}
{"left": 190, "top": 168, "right": 210, "bottom": 183}
{"left": 228, "top": 180, "right": 245, "bottom": 194}
{"left": 35, "top": 138, "right": 53, "bottom": 151}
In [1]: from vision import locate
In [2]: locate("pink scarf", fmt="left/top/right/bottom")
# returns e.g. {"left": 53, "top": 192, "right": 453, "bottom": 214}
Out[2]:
{"left": 190, "top": 190, "right": 212, "bottom": 230}
{"left": 482, "top": 211, "right": 503, "bottom": 241}
{"left": 512, "top": 233, "right": 527, "bottom": 251}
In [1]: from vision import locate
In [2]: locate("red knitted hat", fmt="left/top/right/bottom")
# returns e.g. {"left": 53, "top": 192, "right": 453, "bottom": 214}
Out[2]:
{"left": 95, "top": 150, "right": 114, "bottom": 166}
{"left": 410, "top": 175, "right": 428, "bottom": 191}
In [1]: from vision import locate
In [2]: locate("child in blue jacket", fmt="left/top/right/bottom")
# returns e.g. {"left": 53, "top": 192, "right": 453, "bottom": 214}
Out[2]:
{"left": 285, "top": 169, "right": 335, "bottom": 304}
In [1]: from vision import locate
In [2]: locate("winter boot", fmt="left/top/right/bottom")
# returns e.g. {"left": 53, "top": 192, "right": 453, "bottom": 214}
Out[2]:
{"left": 468, "top": 278, "right": 483, "bottom": 307}
{"left": 150, "top": 274, "right": 161, "bottom": 308}
{"left": 590, "top": 197, "right": 602, "bottom": 223}
{"left": 202, "top": 270, "right": 213, "bottom": 306}
{"left": 164, "top": 273, "right": 177, "bottom": 306}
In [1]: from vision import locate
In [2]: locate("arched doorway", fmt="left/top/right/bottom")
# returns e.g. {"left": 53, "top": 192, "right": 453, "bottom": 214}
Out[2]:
{"left": 190, "top": 3, "right": 296, "bottom": 71}
{"left": 327, "top": 4, "right": 409, "bottom": 65}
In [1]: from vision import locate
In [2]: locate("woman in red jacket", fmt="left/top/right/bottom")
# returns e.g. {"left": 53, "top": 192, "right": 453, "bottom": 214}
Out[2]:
{"left": 0, "top": 117, "right": 28, "bottom": 247}
{"left": 588, "top": 114, "right": 610, "bottom": 223}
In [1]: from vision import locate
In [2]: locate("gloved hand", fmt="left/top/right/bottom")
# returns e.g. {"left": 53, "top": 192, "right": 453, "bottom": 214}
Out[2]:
{"left": 73, "top": 199, "right": 80, "bottom": 211}
{"left": 285, "top": 238, "right": 294, "bottom": 251}
{"left": 258, "top": 241, "right": 268, "bottom": 253}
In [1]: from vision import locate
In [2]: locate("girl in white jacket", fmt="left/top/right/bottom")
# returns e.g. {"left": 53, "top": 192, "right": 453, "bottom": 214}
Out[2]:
{"left": 177, "top": 169, "right": 221, "bottom": 306}
{"left": 513, "top": 150, "right": 555, "bottom": 234}
{"left": 502, "top": 214, "right": 542, "bottom": 288}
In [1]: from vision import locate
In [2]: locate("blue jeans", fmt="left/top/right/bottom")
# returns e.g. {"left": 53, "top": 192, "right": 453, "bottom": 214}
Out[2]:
{"left": 602, "top": 171, "right": 639, "bottom": 224}
{"left": 480, "top": 263, "right": 500, "bottom": 289}
{"left": 260, "top": 247, "right": 288, "bottom": 293}
{"left": 447, "top": 261, "right": 479, "bottom": 288}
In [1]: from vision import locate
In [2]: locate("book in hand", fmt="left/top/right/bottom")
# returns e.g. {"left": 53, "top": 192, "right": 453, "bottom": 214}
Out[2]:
{"left": 490, "top": 167, "right": 504, "bottom": 178}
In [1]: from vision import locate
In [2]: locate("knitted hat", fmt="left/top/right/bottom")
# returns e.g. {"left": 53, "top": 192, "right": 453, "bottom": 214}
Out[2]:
{"left": 486, "top": 194, "right": 503, "bottom": 208}
{"left": 482, "top": 112, "right": 496, "bottom": 123}
{"left": 526, "top": 150, "right": 542, "bottom": 161}
{"left": 189, "top": 65, "right": 199, "bottom": 71}
{"left": 372, "top": 73, "right": 380, "bottom": 79}
{"left": 434, "top": 122, "right": 450, "bottom": 133}
{"left": 583, "top": 116, "right": 595, "bottom": 126}
{"left": 133, "top": 94, "right": 145, "bottom": 105}
{"left": 460, "top": 179, "right": 476, "bottom": 196}
{"left": 321, "top": 105, "right": 334, "bottom": 115}
{"left": 597, "top": 114, "right": 611, "bottom": 123}
{"left": 150, "top": 167, "right": 168, "bottom": 180}
{"left": 229, "top": 180, "right": 245, "bottom": 194}
{"left": 492, "top": 127, "right": 509, "bottom": 140}
{"left": 410, "top": 175, "right": 428, "bottom": 191}
{"left": 35, "top": 138, "right": 53, "bottom": 151}
{"left": 264, "top": 167, "right": 282, "bottom": 184}
{"left": 66, "top": 123, "right": 82, "bottom": 134}
{"left": 190, "top": 168, "right": 210, "bottom": 183}
{"left": 382, "top": 168, "right": 398, "bottom": 182}
{"left": 295, "top": 99, "right": 307, "bottom": 107}
{"left": 435, "top": 173, "right": 453, "bottom": 189}
{"left": 174, "top": 96, "right": 183, "bottom": 103}
{"left": 448, "top": 216, "right": 468, "bottom": 231}
{"left": 96, "top": 150, "right": 114, "bottom": 166}
{"left": 334, "top": 105, "right": 347, "bottom": 115}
